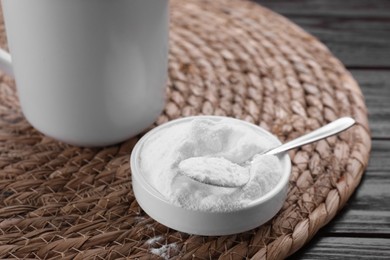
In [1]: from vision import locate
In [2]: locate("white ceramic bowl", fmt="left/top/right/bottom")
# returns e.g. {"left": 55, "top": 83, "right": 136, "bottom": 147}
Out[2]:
{"left": 130, "top": 116, "right": 291, "bottom": 236}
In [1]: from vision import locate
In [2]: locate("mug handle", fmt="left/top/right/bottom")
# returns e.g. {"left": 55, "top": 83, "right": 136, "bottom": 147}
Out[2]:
{"left": 0, "top": 48, "right": 13, "bottom": 77}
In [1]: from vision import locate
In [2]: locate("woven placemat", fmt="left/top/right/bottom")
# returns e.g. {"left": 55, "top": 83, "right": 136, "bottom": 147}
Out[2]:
{"left": 0, "top": 0, "right": 371, "bottom": 259}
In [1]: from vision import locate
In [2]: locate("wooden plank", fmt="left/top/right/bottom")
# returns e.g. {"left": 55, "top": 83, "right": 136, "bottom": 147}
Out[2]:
{"left": 285, "top": 97, "right": 390, "bottom": 258}
{"left": 364, "top": 139, "right": 390, "bottom": 173}
{"left": 320, "top": 140, "right": 390, "bottom": 235}
{"left": 251, "top": 1, "right": 390, "bottom": 258}
{"left": 288, "top": 237, "right": 390, "bottom": 259}
{"left": 350, "top": 70, "right": 390, "bottom": 139}
{"left": 257, "top": 0, "right": 390, "bottom": 18}
{"left": 325, "top": 210, "right": 390, "bottom": 235}
{"left": 285, "top": 125, "right": 390, "bottom": 259}
{"left": 255, "top": 1, "right": 390, "bottom": 67}
{"left": 286, "top": 17, "right": 390, "bottom": 67}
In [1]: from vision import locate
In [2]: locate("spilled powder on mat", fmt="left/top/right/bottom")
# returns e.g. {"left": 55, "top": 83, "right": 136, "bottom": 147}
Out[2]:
{"left": 139, "top": 118, "right": 283, "bottom": 212}
{"left": 146, "top": 235, "right": 163, "bottom": 245}
{"left": 150, "top": 243, "right": 179, "bottom": 259}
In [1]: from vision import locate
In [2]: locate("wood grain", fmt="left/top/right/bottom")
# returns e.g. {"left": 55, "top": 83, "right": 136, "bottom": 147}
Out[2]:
{"left": 324, "top": 141, "right": 390, "bottom": 235}
{"left": 351, "top": 70, "right": 390, "bottom": 139}
{"left": 257, "top": 0, "right": 390, "bottom": 67}
{"left": 258, "top": 0, "right": 390, "bottom": 18}
{"left": 255, "top": 0, "right": 390, "bottom": 258}
{"left": 290, "top": 237, "right": 390, "bottom": 259}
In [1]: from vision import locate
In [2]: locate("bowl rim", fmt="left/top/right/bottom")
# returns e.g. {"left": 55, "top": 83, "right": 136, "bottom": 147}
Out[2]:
{"left": 130, "top": 115, "right": 291, "bottom": 212}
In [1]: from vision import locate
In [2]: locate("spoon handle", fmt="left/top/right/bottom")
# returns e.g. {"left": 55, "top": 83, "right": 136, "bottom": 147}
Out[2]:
{"left": 265, "top": 117, "right": 356, "bottom": 155}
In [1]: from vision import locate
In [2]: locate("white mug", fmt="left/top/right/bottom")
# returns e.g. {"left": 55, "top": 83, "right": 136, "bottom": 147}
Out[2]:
{"left": 0, "top": 0, "right": 169, "bottom": 146}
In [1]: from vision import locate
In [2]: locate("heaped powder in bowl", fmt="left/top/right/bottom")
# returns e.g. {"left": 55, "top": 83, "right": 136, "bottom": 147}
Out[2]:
{"left": 139, "top": 117, "right": 283, "bottom": 212}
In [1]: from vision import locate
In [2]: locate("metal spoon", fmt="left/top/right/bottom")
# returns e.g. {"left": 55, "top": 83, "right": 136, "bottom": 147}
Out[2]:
{"left": 178, "top": 117, "right": 355, "bottom": 188}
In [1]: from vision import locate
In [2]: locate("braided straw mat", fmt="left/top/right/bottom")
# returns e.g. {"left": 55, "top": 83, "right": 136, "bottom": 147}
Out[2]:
{"left": 0, "top": 0, "right": 371, "bottom": 259}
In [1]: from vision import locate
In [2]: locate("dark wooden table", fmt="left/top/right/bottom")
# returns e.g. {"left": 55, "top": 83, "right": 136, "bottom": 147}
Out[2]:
{"left": 253, "top": 0, "right": 390, "bottom": 259}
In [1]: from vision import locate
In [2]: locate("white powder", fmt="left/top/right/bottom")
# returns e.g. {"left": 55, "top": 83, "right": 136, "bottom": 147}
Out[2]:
{"left": 139, "top": 117, "right": 282, "bottom": 212}
{"left": 146, "top": 235, "right": 163, "bottom": 245}
{"left": 178, "top": 156, "right": 250, "bottom": 187}
{"left": 150, "top": 242, "right": 178, "bottom": 259}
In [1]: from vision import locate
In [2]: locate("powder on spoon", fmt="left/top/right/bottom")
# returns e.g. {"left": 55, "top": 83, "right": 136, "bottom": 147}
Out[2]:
{"left": 139, "top": 117, "right": 283, "bottom": 212}
{"left": 178, "top": 156, "right": 250, "bottom": 187}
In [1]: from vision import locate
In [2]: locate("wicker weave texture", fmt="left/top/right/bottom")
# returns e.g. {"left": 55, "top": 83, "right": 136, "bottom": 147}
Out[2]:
{"left": 0, "top": 0, "right": 370, "bottom": 259}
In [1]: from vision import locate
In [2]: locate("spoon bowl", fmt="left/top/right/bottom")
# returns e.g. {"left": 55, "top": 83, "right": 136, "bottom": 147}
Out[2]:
{"left": 178, "top": 156, "right": 250, "bottom": 187}
{"left": 179, "top": 117, "right": 356, "bottom": 188}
